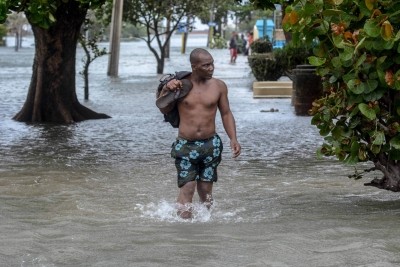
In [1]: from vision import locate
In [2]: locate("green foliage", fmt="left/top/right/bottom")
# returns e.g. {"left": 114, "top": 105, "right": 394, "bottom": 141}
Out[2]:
{"left": 0, "top": 24, "right": 5, "bottom": 46}
{"left": 251, "top": 36, "right": 273, "bottom": 53}
{"left": 283, "top": 0, "right": 400, "bottom": 167}
{"left": 79, "top": 14, "right": 108, "bottom": 99}
{"left": 281, "top": 42, "right": 313, "bottom": 71}
{"left": 121, "top": 23, "right": 146, "bottom": 39}
{"left": 124, "top": 0, "right": 203, "bottom": 27}
{"left": 123, "top": 0, "right": 205, "bottom": 73}
{"left": 0, "top": 2, "right": 9, "bottom": 22}
{"left": 210, "top": 34, "right": 227, "bottom": 49}
{"left": 249, "top": 36, "right": 285, "bottom": 81}
{"left": 1, "top": 0, "right": 108, "bottom": 29}
{"left": 0, "top": 24, "right": 6, "bottom": 38}
{"left": 249, "top": 0, "right": 294, "bottom": 10}
{"left": 249, "top": 0, "right": 276, "bottom": 10}
{"left": 248, "top": 52, "right": 285, "bottom": 81}
{"left": 196, "top": 0, "right": 240, "bottom": 28}
{"left": 248, "top": 54, "right": 283, "bottom": 81}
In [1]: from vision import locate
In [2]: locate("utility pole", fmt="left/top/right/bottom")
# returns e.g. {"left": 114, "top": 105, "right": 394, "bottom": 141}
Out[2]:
{"left": 107, "top": 0, "right": 123, "bottom": 77}
{"left": 207, "top": 0, "right": 215, "bottom": 47}
{"left": 181, "top": 16, "right": 191, "bottom": 54}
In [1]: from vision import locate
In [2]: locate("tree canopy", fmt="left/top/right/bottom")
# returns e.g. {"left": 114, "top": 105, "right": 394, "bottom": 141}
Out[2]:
{"left": 123, "top": 0, "right": 204, "bottom": 73}
{"left": 0, "top": 0, "right": 108, "bottom": 27}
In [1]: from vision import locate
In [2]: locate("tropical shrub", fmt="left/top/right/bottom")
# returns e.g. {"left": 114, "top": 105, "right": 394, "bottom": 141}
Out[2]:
{"left": 283, "top": 0, "right": 400, "bottom": 191}
{"left": 250, "top": 36, "right": 273, "bottom": 53}
{"left": 210, "top": 33, "right": 227, "bottom": 49}
{"left": 248, "top": 37, "right": 285, "bottom": 81}
{"left": 248, "top": 52, "right": 285, "bottom": 81}
{"left": 280, "top": 41, "right": 313, "bottom": 77}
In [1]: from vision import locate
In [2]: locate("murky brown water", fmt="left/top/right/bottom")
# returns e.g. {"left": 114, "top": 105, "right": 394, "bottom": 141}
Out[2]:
{"left": 1, "top": 35, "right": 400, "bottom": 267}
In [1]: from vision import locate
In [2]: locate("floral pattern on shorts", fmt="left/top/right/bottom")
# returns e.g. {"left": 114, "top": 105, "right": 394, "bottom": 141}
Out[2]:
{"left": 171, "top": 134, "right": 223, "bottom": 188}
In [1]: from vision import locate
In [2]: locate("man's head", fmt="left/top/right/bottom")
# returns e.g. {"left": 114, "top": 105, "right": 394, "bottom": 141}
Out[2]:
{"left": 190, "top": 48, "right": 214, "bottom": 80}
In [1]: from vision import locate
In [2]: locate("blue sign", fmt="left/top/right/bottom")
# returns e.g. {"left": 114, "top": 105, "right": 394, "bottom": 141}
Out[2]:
{"left": 177, "top": 22, "right": 187, "bottom": 33}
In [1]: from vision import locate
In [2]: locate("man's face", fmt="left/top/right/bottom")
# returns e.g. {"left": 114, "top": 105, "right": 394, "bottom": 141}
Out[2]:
{"left": 194, "top": 53, "right": 214, "bottom": 79}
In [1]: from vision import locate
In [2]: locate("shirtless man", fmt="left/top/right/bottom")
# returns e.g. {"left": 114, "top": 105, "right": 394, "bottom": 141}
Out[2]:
{"left": 158, "top": 48, "right": 241, "bottom": 219}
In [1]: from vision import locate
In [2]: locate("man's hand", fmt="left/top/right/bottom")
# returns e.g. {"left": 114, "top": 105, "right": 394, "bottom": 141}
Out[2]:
{"left": 230, "top": 140, "right": 241, "bottom": 158}
{"left": 166, "top": 79, "right": 182, "bottom": 92}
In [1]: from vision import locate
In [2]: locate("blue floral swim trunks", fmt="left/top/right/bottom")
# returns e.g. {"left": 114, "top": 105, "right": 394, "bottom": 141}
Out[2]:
{"left": 171, "top": 134, "right": 223, "bottom": 188}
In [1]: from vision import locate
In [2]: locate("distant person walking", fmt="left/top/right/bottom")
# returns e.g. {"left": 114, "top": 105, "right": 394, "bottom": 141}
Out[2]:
{"left": 246, "top": 31, "right": 254, "bottom": 55}
{"left": 241, "top": 33, "right": 248, "bottom": 56}
{"left": 229, "top": 32, "right": 238, "bottom": 63}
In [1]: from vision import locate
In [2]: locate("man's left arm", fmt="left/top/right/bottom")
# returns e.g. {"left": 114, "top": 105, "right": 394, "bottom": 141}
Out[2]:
{"left": 218, "top": 82, "right": 241, "bottom": 158}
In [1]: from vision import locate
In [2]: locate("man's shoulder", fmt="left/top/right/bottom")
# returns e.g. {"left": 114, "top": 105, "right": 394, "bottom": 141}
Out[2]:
{"left": 193, "top": 77, "right": 226, "bottom": 90}
{"left": 211, "top": 77, "right": 227, "bottom": 88}
{"left": 206, "top": 78, "right": 227, "bottom": 97}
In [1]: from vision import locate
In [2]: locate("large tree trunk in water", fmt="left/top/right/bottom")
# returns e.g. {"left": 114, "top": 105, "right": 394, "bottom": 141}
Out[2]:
{"left": 13, "top": 1, "right": 110, "bottom": 123}
{"left": 364, "top": 153, "right": 400, "bottom": 192}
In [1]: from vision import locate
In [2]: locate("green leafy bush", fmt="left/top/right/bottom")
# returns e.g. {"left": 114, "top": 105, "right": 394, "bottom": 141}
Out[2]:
{"left": 248, "top": 52, "right": 285, "bottom": 81}
{"left": 250, "top": 36, "right": 273, "bottom": 54}
{"left": 284, "top": 0, "right": 400, "bottom": 191}
{"left": 281, "top": 42, "right": 313, "bottom": 72}
{"left": 210, "top": 34, "right": 227, "bottom": 49}
{"left": 248, "top": 36, "right": 284, "bottom": 81}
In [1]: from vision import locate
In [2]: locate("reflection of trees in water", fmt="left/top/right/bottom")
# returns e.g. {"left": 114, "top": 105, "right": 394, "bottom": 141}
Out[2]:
{"left": 13, "top": 124, "right": 81, "bottom": 167}
{"left": 2, "top": 124, "right": 95, "bottom": 169}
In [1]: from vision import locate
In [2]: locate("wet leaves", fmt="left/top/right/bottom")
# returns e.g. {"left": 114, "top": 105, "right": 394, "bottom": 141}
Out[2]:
{"left": 283, "top": 0, "right": 400, "bottom": 169}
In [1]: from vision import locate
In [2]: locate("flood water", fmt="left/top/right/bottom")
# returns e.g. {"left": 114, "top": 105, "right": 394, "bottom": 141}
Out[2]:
{"left": 1, "top": 35, "right": 400, "bottom": 267}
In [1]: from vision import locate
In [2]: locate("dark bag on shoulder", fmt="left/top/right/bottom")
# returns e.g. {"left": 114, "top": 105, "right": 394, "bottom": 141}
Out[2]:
{"left": 156, "top": 71, "right": 191, "bottom": 128}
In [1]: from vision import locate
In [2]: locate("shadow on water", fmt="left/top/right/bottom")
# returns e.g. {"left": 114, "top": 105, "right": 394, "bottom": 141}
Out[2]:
{"left": 1, "top": 36, "right": 400, "bottom": 266}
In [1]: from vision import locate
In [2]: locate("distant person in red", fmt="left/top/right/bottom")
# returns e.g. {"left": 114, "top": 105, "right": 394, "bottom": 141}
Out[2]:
{"left": 229, "top": 31, "right": 238, "bottom": 63}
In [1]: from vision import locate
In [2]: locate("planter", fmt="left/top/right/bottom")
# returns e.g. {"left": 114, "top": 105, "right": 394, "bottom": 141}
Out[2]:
{"left": 292, "top": 65, "right": 323, "bottom": 116}
{"left": 253, "top": 81, "right": 292, "bottom": 98}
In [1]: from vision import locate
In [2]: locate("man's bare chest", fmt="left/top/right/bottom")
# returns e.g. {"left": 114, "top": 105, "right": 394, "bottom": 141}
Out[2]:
{"left": 181, "top": 89, "right": 219, "bottom": 109}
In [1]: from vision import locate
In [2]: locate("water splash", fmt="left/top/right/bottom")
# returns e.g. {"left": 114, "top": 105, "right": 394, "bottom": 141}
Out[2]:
{"left": 21, "top": 254, "right": 55, "bottom": 267}
{"left": 134, "top": 199, "right": 254, "bottom": 223}
{"left": 136, "top": 200, "right": 213, "bottom": 223}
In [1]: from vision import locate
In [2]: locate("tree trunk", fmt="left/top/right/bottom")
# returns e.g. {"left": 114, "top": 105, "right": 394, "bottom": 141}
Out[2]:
{"left": 154, "top": 47, "right": 165, "bottom": 74}
{"left": 14, "top": 31, "right": 19, "bottom": 52}
{"left": 81, "top": 41, "right": 91, "bottom": 101}
{"left": 14, "top": 1, "right": 110, "bottom": 123}
{"left": 83, "top": 64, "right": 90, "bottom": 101}
{"left": 164, "top": 18, "right": 170, "bottom": 59}
{"left": 157, "top": 56, "right": 165, "bottom": 74}
{"left": 145, "top": 39, "right": 164, "bottom": 74}
{"left": 364, "top": 154, "right": 400, "bottom": 192}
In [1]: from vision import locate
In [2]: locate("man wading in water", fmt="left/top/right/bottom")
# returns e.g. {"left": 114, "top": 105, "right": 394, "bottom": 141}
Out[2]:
{"left": 157, "top": 48, "right": 241, "bottom": 219}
